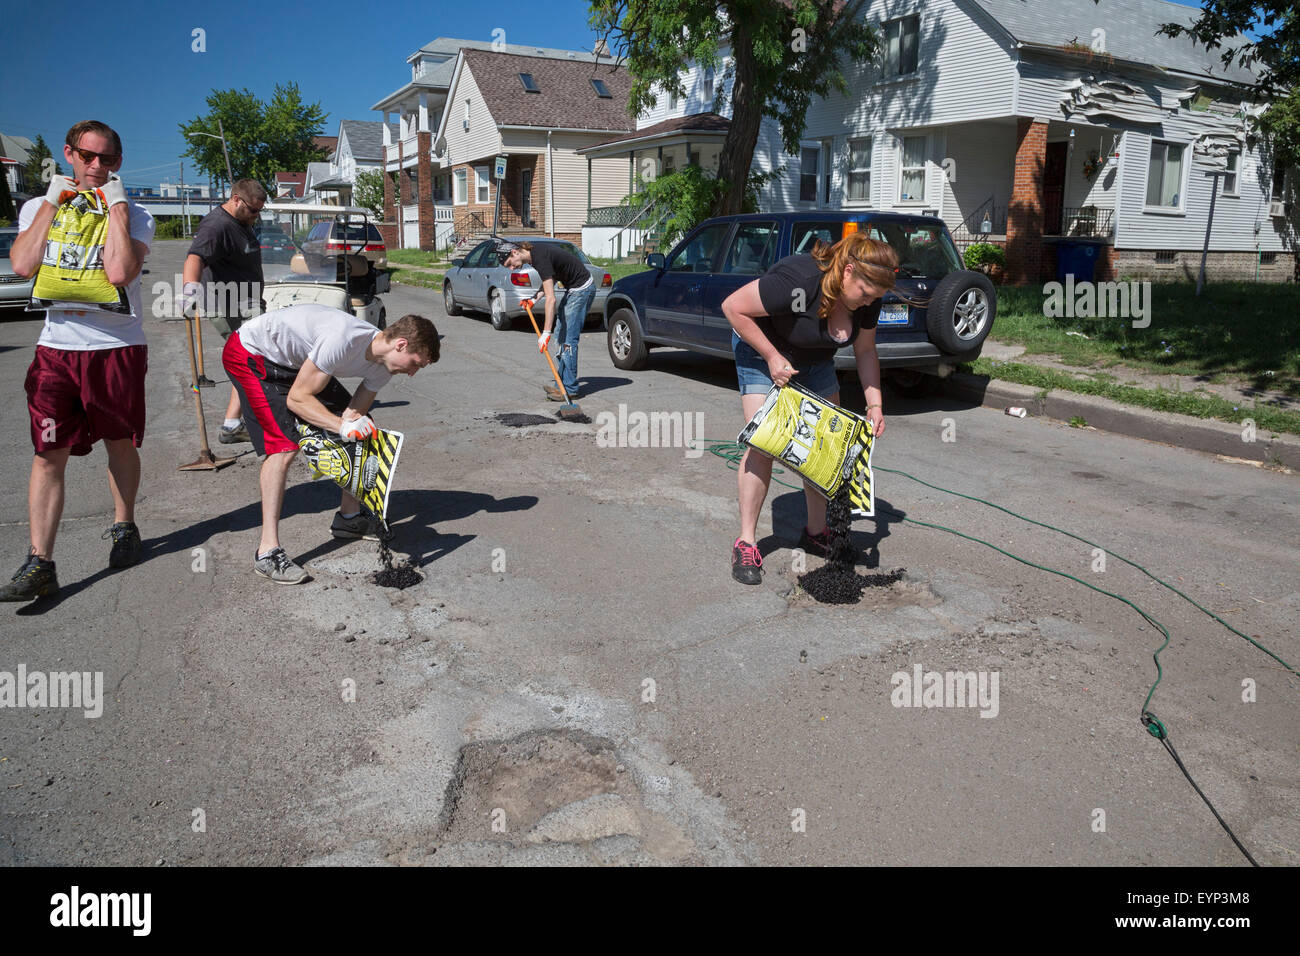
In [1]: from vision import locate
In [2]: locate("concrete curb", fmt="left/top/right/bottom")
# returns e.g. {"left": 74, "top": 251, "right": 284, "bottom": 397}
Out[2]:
{"left": 941, "top": 372, "right": 1300, "bottom": 471}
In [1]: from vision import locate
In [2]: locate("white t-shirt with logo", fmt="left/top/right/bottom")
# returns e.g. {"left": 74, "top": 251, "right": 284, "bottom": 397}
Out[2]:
{"left": 237, "top": 303, "right": 393, "bottom": 393}
{"left": 18, "top": 197, "right": 156, "bottom": 350}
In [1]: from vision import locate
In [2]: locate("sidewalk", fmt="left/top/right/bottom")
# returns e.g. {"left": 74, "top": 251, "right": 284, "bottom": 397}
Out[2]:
{"left": 942, "top": 339, "right": 1300, "bottom": 471}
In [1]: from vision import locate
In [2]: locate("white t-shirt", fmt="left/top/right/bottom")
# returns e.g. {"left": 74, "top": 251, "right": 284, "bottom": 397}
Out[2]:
{"left": 19, "top": 196, "right": 156, "bottom": 350}
{"left": 238, "top": 303, "right": 393, "bottom": 392}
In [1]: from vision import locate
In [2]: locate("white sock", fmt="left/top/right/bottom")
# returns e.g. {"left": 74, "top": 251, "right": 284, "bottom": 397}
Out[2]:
{"left": 224, "top": 418, "right": 241, "bottom": 429}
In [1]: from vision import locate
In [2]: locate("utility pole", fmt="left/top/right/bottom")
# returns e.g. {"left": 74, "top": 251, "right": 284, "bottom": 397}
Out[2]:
{"left": 217, "top": 118, "right": 233, "bottom": 187}
{"left": 180, "top": 162, "right": 188, "bottom": 237}
{"left": 1196, "top": 170, "right": 1224, "bottom": 296}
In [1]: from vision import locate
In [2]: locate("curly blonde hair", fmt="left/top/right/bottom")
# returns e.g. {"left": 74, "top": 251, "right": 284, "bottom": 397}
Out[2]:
{"left": 810, "top": 233, "right": 899, "bottom": 320}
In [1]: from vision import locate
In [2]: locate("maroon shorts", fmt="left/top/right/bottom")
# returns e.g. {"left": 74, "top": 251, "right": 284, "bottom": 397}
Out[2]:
{"left": 25, "top": 344, "right": 148, "bottom": 456}
{"left": 223, "top": 332, "right": 351, "bottom": 456}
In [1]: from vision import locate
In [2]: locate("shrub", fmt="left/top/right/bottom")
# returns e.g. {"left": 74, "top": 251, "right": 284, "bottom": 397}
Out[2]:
{"left": 964, "top": 242, "right": 1006, "bottom": 271}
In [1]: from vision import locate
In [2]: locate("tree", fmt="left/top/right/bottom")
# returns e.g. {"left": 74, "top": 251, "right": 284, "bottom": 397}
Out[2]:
{"left": 591, "top": 0, "right": 878, "bottom": 216}
{"left": 180, "top": 83, "right": 328, "bottom": 188}
{"left": 353, "top": 168, "right": 387, "bottom": 219}
{"left": 25, "top": 134, "right": 60, "bottom": 193}
{"left": 0, "top": 169, "right": 16, "bottom": 222}
{"left": 1158, "top": 3, "right": 1300, "bottom": 170}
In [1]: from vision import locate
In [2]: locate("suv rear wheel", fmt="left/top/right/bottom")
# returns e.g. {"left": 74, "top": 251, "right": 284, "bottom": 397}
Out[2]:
{"left": 924, "top": 271, "right": 996, "bottom": 354}
{"left": 607, "top": 307, "right": 648, "bottom": 370}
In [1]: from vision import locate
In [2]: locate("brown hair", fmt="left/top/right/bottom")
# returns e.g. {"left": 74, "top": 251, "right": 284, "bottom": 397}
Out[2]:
{"left": 811, "top": 233, "right": 899, "bottom": 319}
{"left": 232, "top": 179, "right": 268, "bottom": 204}
{"left": 66, "top": 120, "right": 123, "bottom": 156}
{"left": 384, "top": 314, "right": 440, "bottom": 363}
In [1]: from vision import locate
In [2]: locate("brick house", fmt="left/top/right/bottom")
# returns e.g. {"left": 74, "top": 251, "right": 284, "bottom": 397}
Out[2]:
{"left": 590, "top": 0, "right": 1297, "bottom": 282}
{"left": 372, "top": 37, "right": 632, "bottom": 251}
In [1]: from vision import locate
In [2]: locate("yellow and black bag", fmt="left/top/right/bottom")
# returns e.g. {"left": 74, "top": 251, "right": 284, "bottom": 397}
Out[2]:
{"left": 295, "top": 423, "right": 404, "bottom": 523}
{"left": 29, "top": 188, "right": 131, "bottom": 314}
{"left": 737, "top": 381, "right": 875, "bottom": 517}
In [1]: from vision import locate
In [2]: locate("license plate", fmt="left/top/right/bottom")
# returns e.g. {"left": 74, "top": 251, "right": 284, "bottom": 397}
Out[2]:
{"left": 878, "top": 304, "right": 910, "bottom": 326}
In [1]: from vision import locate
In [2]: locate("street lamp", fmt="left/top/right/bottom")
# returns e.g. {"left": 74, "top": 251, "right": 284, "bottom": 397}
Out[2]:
{"left": 187, "top": 118, "right": 234, "bottom": 193}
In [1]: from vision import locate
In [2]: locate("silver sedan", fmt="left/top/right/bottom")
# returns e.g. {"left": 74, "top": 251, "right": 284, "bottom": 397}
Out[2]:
{"left": 442, "top": 236, "right": 611, "bottom": 331}
{"left": 0, "top": 227, "right": 36, "bottom": 311}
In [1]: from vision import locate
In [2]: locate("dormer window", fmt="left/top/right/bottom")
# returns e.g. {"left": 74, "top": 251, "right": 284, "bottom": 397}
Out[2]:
{"left": 519, "top": 73, "right": 540, "bottom": 93}
{"left": 590, "top": 78, "right": 611, "bottom": 98}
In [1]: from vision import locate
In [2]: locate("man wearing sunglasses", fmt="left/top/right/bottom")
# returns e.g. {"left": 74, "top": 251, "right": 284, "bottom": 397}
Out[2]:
{"left": 3, "top": 120, "right": 155, "bottom": 602}
{"left": 179, "top": 178, "right": 268, "bottom": 445}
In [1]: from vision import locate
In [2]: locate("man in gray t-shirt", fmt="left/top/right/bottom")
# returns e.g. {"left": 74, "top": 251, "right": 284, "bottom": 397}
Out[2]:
{"left": 222, "top": 304, "right": 440, "bottom": 584}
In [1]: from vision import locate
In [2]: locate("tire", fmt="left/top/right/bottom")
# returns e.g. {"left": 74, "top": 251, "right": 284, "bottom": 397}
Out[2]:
{"left": 489, "top": 289, "right": 512, "bottom": 330}
{"left": 885, "top": 368, "right": 935, "bottom": 397}
{"left": 443, "top": 281, "right": 462, "bottom": 316}
{"left": 607, "top": 307, "right": 648, "bottom": 370}
{"left": 924, "top": 271, "right": 996, "bottom": 354}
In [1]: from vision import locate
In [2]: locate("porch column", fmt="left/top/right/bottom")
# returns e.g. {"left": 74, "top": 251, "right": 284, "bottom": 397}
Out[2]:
{"left": 1006, "top": 117, "right": 1049, "bottom": 284}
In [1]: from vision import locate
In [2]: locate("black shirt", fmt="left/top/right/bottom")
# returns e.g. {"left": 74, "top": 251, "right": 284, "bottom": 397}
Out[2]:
{"left": 530, "top": 243, "right": 590, "bottom": 291}
{"left": 755, "top": 254, "right": 881, "bottom": 367}
{"left": 187, "top": 206, "right": 263, "bottom": 316}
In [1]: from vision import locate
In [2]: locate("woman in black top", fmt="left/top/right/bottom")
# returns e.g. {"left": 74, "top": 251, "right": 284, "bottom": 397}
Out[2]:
{"left": 721, "top": 233, "right": 899, "bottom": 585}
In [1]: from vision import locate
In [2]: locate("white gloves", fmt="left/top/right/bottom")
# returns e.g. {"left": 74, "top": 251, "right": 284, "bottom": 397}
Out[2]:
{"left": 339, "top": 416, "right": 376, "bottom": 441}
{"left": 43, "top": 175, "right": 80, "bottom": 209}
{"left": 177, "top": 281, "right": 202, "bottom": 318}
{"left": 538, "top": 331, "right": 551, "bottom": 353}
{"left": 98, "top": 177, "right": 127, "bottom": 208}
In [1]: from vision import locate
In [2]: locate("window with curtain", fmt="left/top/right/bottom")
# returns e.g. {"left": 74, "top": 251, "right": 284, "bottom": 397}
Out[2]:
{"left": 1145, "top": 141, "right": 1185, "bottom": 208}
{"left": 883, "top": 16, "right": 920, "bottom": 77}
{"left": 900, "top": 135, "right": 926, "bottom": 201}
{"left": 848, "top": 138, "right": 872, "bottom": 202}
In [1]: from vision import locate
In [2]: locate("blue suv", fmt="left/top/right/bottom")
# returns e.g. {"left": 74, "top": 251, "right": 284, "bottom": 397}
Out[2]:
{"left": 603, "top": 212, "right": 995, "bottom": 380}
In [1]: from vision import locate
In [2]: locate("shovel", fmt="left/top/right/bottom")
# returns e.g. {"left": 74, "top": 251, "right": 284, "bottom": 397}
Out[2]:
{"left": 179, "top": 309, "right": 236, "bottom": 471}
{"left": 522, "top": 299, "right": 586, "bottom": 421}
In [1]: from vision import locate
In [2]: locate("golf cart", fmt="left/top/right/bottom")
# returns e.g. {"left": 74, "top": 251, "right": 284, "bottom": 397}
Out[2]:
{"left": 260, "top": 203, "right": 390, "bottom": 329}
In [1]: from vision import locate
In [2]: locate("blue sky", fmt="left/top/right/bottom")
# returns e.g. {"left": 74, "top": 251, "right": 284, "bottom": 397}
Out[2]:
{"left": 1, "top": 0, "right": 1207, "bottom": 188}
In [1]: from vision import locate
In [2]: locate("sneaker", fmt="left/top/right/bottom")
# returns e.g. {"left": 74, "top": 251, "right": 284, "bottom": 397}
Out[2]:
{"left": 104, "top": 522, "right": 142, "bottom": 569}
{"left": 731, "top": 538, "right": 763, "bottom": 585}
{"left": 219, "top": 422, "right": 250, "bottom": 444}
{"left": 0, "top": 553, "right": 59, "bottom": 601}
{"left": 798, "top": 526, "right": 835, "bottom": 559}
{"left": 254, "top": 548, "right": 309, "bottom": 585}
{"left": 544, "top": 384, "right": 579, "bottom": 402}
{"left": 330, "top": 511, "right": 379, "bottom": 541}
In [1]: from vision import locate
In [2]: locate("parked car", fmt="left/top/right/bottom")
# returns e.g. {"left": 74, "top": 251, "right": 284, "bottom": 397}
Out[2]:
{"left": 602, "top": 212, "right": 996, "bottom": 387}
{"left": 254, "top": 224, "right": 301, "bottom": 265}
{"left": 260, "top": 204, "right": 389, "bottom": 329}
{"left": 442, "top": 236, "right": 612, "bottom": 330}
{"left": 0, "top": 227, "right": 36, "bottom": 310}
{"left": 301, "top": 215, "right": 387, "bottom": 270}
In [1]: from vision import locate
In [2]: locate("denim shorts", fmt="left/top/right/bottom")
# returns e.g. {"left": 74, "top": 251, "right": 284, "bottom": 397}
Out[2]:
{"left": 731, "top": 331, "right": 839, "bottom": 398}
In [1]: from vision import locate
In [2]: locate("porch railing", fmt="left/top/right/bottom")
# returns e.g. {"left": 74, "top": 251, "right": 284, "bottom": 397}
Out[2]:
{"left": 587, "top": 204, "right": 640, "bottom": 227}
{"left": 950, "top": 195, "right": 1008, "bottom": 248}
{"left": 1049, "top": 206, "right": 1114, "bottom": 239}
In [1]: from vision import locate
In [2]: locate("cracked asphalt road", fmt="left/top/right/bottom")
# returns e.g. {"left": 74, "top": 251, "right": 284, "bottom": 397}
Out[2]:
{"left": 1, "top": 239, "right": 1296, "bottom": 866}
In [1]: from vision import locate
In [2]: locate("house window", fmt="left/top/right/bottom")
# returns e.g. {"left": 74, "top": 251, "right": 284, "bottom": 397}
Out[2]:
{"left": 848, "top": 138, "right": 872, "bottom": 202}
{"left": 1154, "top": 250, "right": 1176, "bottom": 264}
{"left": 474, "top": 166, "right": 490, "bottom": 204}
{"left": 883, "top": 15, "right": 920, "bottom": 77}
{"left": 590, "top": 78, "right": 611, "bottom": 98}
{"left": 1146, "top": 141, "right": 1185, "bottom": 208}
{"left": 1223, "top": 150, "right": 1240, "bottom": 195}
{"left": 667, "top": 87, "right": 678, "bottom": 112}
{"left": 704, "top": 63, "right": 715, "bottom": 89}
{"left": 1260, "top": 251, "right": 1277, "bottom": 265}
{"left": 519, "top": 73, "right": 540, "bottom": 93}
{"left": 1271, "top": 163, "right": 1286, "bottom": 201}
{"left": 821, "top": 139, "right": 833, "bottom": 204}
{"left": 463, "top": 100, "right": 470, "bottom": 130}
{"left": 454, "top": 168, "right": 468, "bottom": 205}
{"left": 663, "top": 153, "right": 676, "bottom": 176}
{"left": 799, "top": 146, "right": 820, "bottom": 202}
{"left": 900, "top": 135, "right": 927, "bottom": 202}
{"left": 431, "top": 173, "right": 451, "bottom": 203}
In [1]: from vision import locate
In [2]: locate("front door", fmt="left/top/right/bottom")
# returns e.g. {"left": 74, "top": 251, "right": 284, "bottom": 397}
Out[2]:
{"left": 521, "top": 169, "right": 533, "bottom": 228}
{"left": 1043, "top": 142, "right": 1068, "bottom": 235}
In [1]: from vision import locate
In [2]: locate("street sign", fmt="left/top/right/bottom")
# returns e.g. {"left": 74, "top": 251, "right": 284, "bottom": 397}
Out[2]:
{"left": 494, "top": 156, "right": 507, "bottom": 180}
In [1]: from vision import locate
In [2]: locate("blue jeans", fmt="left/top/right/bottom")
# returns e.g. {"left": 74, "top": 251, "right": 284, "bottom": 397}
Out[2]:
{"left": 555, "top": 283, "right": 596, "bottom": 393}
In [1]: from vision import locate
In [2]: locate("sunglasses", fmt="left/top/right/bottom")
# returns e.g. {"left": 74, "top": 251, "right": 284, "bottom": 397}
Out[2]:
{"left": 70, "top": 145, "right": 121, "bottom": 166}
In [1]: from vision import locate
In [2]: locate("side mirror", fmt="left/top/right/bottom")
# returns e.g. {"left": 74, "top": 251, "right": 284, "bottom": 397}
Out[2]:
{"left": 646, "top": 253, "right": 666, "bottom": 271}
{"left": 451, "top": 258, "right": 465, "bottom": 268}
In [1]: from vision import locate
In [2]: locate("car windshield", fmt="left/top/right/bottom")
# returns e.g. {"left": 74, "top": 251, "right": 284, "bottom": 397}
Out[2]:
{"left": 333, "top": 223, "right": 382, "bottom": 243}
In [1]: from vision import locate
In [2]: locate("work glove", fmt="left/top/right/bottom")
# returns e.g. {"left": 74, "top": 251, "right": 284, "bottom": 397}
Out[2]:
{"left": 43, "top": 174, "right": 80, "bottom": 209}
{"left": 177, "top": 281, "right": 202, "bottom": 318}
{"left": 538, "top": 331, "right": 551, "bottom": 353}
{"left": 97, "top": 177, "right": 127, "bottom": 209}
{"left": 339, "top": 416, "right": 376, "bottom": 441}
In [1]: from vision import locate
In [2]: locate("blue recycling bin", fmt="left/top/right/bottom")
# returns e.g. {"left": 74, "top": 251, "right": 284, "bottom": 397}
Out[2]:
{"left": 1056, "top": 241, "right": 1099, "bottom": 282}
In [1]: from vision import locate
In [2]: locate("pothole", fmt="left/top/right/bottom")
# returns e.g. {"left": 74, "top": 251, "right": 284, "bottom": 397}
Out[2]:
{"left": 494, "top": 413, "right": 556, "bottom": 428}
{"left": 438, "top": 729, "right": 629, "bottom": 843}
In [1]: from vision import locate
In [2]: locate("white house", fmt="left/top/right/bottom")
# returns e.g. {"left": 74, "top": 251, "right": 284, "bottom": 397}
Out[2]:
{"left": 581, "top": 0, "right": 1296, "bottom": 282}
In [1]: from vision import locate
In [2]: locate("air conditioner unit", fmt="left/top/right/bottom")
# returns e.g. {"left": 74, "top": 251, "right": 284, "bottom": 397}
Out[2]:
{"left": 462, "top": 119, "right": 469, "bottom": 131}
{"left": 1269, "top": 200, "right": 1286, "bottom": 217}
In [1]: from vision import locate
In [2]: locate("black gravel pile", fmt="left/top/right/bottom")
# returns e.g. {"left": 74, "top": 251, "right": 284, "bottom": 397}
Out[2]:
{"left": 373, "top": 534, "right": 422, "bottom": 590}
{"left": 798, "top": 489, "right": 905, "bottom": 604}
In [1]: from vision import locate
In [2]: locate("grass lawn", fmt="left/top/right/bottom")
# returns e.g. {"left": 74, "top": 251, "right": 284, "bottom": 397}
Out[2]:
{"left": 390, "top": 269, "right": 442, "bottom": 290}
{"left": 989, "top": 282, "right": 1300, "bottom": 396}
{"left": 589, "top": 258, "right": 651, "bottom": 283}
{"left": 386, "top": 249, "right": 444, "bottom": 268}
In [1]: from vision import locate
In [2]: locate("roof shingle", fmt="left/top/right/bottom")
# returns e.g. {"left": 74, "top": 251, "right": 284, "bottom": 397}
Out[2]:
{"left": 460, "top": 49, "right": 633, "bottom": 131}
